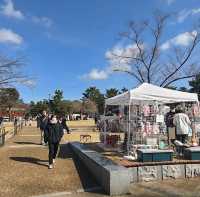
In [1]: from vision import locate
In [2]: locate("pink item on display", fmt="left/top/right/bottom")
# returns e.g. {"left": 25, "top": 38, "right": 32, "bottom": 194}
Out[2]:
{"left": 142, "top": 132, "right": 147, "bottom": 137}
{"left": 152, "top": 124, "right": 160, "bottom": 134}
{"left": 144, "top": 122, "right": 152, "bottom": 135}
{"left": 143, "top": 105, "right": 150, "bottom": 116}
{"left": 192, "top": 104, "right": 200, "bottom": 116}
{"left": 150, "top": 105, "right": 154, "bottom": 114}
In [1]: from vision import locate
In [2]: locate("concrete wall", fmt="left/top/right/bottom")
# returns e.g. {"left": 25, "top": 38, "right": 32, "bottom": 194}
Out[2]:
{"left": 129, "top": 163, "right": 200, "bottom": 183}
{"left": 70, "top": 142, "right": 200, "bottom": 196}
{"left": 70, "top": 142, "right": 131, "bottom": 195}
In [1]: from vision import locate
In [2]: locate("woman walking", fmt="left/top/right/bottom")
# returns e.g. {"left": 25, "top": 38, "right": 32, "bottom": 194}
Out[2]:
{"left": 46, "top": 115, "right": 64, "bottom": 169}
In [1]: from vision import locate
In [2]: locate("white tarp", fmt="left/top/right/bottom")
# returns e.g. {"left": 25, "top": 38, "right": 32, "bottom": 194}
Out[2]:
{"left": 105, "top": 83, "right": 198, "bottom": 105}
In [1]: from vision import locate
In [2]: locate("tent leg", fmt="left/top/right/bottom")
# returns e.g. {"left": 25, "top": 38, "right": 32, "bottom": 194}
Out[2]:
{"left": 127, "top": 102, "right": 131, "bottom": 155}
{"left": 192, "top": 102, "right": 198, "bottom": 145}
{"left": 103, "top": 105, "right": 107, "bottom": 145}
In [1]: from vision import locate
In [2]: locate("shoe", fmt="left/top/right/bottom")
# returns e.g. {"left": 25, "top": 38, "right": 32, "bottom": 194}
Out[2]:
{"left": 53, "top": 159, "right": 55, "bottom": 164}
{"left": 48, "top": 164, "right": 53, "bottom": 169}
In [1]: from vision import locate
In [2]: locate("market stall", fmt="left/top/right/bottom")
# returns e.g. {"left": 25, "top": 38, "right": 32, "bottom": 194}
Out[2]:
{"left": 103, "top": 83, "right": 199, "bottom": 159}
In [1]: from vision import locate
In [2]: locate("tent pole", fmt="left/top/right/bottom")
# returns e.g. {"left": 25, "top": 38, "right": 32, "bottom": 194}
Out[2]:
{"left": 103, "top": 104, "right": 107, "bottom": 145}
{"left": 192, "top": 102, "right": 198, "bottom": 145}
{"left": 127, "top": 101, "right": 131, "bottom": 155}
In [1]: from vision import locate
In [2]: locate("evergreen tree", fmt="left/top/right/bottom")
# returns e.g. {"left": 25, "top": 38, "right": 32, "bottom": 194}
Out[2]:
{"left": 105, "top": 88, "right": 119, "bottom": 98}
{"left": 189, "top": 74, "right": 200, "bottom": 99}
{"left": 82, "top": 87, "right": 105, "bottom": 114}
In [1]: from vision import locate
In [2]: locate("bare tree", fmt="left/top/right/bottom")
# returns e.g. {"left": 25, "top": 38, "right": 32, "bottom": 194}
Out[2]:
{"left": 108, "top": 11, "right": 200, "bottom": 87}
{"left": 0, "top": 55, "right": 31, "bottom": 87}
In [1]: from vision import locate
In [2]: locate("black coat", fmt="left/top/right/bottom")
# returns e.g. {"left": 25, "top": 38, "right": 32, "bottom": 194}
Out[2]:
{"left": 40, "top": 115, "right": 48, "bottom": 131}
{"left": 46, "top": 122, "right": 64, "bottom": 143}
{"left": 61, "top": 118, "right": 69, "bottom": 132}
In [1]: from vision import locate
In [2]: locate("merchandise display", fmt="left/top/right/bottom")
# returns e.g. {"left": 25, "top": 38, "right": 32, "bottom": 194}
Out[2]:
{"left": 103, "top": 83, "right": 199, "bottom": 160}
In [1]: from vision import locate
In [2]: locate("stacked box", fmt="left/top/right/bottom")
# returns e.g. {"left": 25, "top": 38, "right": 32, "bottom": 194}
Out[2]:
{"left": 137, "top": 149, "right": 174, "bottom": 162}
{"left": 184, "top": 147, "right": 200, "bottom": 160}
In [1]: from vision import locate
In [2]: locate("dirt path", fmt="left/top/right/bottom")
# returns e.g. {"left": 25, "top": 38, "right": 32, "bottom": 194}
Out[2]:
{"left": 0, "top": 126, "right": 99, "bottom": 197}
{"left": 2, "top": 125, "right": 200, "bottom": 197}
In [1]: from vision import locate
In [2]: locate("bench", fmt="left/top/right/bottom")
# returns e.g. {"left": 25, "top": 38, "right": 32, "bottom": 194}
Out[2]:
{"left": 80, "top": 134, "right": 91, "bottom": 143}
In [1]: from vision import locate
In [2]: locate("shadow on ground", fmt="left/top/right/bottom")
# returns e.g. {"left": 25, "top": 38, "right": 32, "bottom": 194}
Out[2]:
{"left": 10, "top": 157, "right": 48, "bottom": 167}
{"left": 58, "top": 143, "right": 74, "bottom": 159}
{"left": 58, "top": 143, "right": 105, "bottom": 195}
{"left": 14, "top": 141, "right": 41, "bottom": 145}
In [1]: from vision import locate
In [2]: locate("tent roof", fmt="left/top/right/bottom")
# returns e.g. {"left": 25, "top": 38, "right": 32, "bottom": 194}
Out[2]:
{"left": 105, "top": 83, "right": 198, "bottom": 105}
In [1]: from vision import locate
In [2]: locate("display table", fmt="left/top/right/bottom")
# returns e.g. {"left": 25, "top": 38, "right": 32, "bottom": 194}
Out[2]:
{"left": 137, "top": 149, "right": 174, "bottom": 162}
{"left": 184, "top": 147, "right": 200, "bottom": 160}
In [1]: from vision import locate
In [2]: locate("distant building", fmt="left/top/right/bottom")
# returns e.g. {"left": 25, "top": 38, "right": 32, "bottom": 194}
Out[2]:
{"left": 0, "top": 103, "right": 29, "bottom": 118}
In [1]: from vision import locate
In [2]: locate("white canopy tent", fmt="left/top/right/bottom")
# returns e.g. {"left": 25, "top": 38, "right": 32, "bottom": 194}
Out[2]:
{"left": 104, "top": 83, "right": 198, "bottom": 155}
{"left": 105, "top": 83, "right": 198, "bottom": 106}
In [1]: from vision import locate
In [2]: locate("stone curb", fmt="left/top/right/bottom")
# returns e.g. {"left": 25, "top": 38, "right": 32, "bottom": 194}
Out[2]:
{"left": 70, "top": 142, "right": 130, "bottom": 195}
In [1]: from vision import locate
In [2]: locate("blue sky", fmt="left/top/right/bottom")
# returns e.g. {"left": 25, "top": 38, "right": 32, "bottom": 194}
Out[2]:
{"left": 0, "top": 0, "right": 200, "bottom": 102}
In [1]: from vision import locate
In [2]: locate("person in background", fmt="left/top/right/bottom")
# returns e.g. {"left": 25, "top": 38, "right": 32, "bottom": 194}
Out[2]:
{"left": 166, "top": 107, "right": 176, "bottom": 143}
{"left": 46, "top": 115, "right": 63, "bottom": 169}
{"left": 14, "top": 117, "right": 18, "bottom": 127}
{"left": 61, "top": 116, "right": 70, "bottom": 134}
{"left": 166, "top": 108, "right": 175, "bottom": 128}
{"left": 18, "top": 116, "right": 23, "bottom": 130}
{"left": 94, "top": 113, "right": 98, "bottom": 125}
{"left": 173, "top": 107, "right": 191, "bottom": 144}
{"left": 29, "top": 117, "right": 32, "bottom": 126}
{"left": 24, "top": 115, "right": 29, "bottom": 126}
{"left": 36, "top": 114, "right": 41, "bottom": 129}
{"left": 0, "top": 116, "right": 3, "bottom": 127}
{"left": 39, "top": 111, "right": 48, "bottom": 145}
{"left": 14, "top": 117, "right": 18, "bottom": 135}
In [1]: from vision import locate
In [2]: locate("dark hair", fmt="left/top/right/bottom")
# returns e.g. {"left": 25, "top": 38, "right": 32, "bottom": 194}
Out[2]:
{"left": 175, "top": 108, "right": 184, "bottom": 113}
{"left": 50, "top": 115, "right": 57, "bottom": 120}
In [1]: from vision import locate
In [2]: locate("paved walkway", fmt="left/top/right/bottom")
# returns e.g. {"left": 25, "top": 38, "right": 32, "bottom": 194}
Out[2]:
{"left": 2, "top": 125, "right": 200, "bottom": 197}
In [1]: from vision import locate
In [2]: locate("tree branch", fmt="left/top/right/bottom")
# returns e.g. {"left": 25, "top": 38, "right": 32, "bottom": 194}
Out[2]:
{"left": 163, "top": 75, "right": 196, "bottom": 87}
{"left": 113, "top": 68, "right": 143, "bottom": 83}
{"left": 160, "top": 34, "right": 199, "bottom": 87}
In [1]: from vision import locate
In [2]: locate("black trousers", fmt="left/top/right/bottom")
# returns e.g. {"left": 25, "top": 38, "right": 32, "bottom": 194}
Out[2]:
{"left": 48, "top": 142, "right": 59, "bottom": 164}
{"left": 176, "top": 134, "right": 187, "bottom": 144}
